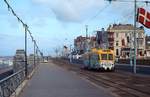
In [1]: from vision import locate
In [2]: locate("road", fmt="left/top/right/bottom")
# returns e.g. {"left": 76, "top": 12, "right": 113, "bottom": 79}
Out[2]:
{"left": 19, "top": 61, "right": 114, "bottom": 97}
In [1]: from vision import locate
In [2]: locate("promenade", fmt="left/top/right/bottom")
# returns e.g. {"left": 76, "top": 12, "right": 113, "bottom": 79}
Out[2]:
{"left": 19, "top": 61, "right": 114, "bottom": 97}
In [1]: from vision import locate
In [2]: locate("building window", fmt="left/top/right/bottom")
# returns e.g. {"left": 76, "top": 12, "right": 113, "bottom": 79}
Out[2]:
{"left": 138, "top": 39, "right": 143, "bottom": 47}
{"left": 125, "top": 33, "right": 128, "bottom": 37}
{"left": 122, "top": 39, "right": 125, "bottom": 46}
{"left": 127, "top": 36, "right": 130, "bottom": 43}
{"left": 116, "top": 33, "right": 119, "bottom": 38}
{"left": 116, "top": 41, "right": 119, "bottom": 46}
{"left": 138, "top": 33, "right": 142, "bottom": 38}
{"left": 116, "top": 49, "right": 119, "bottom": 56}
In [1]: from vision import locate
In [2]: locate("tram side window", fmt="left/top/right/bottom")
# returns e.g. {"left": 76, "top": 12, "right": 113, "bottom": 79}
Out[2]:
{"left": 108, "top": 54, "right": 113, "bottom": 60}
{"left": 91, "top": 54, "right": 99, "bottom": 61}
{"left": 101, "top": 54, "right": 107, "bottom": 60}
{"left": 96, "top": 55, "right": 100, "bottom": 60}
{"left": 92, "top": 55, "right": 96, "bottom": 60}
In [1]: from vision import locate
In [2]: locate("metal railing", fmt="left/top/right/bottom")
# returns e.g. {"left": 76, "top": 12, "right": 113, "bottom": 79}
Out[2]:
{"left": 0, "top": 69, "right": 25, "bottom": 97}
{"left": 0, "top": 55, "right": 41, "bottom": 97}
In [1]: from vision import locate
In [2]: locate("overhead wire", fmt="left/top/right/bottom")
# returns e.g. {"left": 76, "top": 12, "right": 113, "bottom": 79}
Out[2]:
{"left": 105, "top": 0, "right": 150, "bottom": 3}
{"left": 78, "top": 0, "right": 150, "bottom": 37}
{"left": 3, "top": 0, "right": 43, "bottom": 56}
{"left": 75, "top": 3, "right": 111, "bottom": 38}
{"left": 85, "top": 4, "right": 110, "bottom": 24}
{"left": 110, "top": 1, "right": 149, "bottom": 24}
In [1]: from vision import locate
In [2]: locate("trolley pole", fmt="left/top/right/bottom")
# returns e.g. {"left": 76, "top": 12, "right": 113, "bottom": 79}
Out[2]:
{"left": 24, "top": 24, "right": 28, "bottom": 77}
{"left": 85, "top": 25, "right": 89, "bottom": 52}
{"left": 133, "top": 0, "right": 137, "bottom": 74}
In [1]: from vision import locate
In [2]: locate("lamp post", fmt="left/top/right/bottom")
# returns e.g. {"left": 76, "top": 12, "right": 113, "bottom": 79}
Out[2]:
{"left": 36, "top": 48, "right": 38, "bottom": 65}
{"left": 70, "top": 44, "right": 72, "bottom": 63}
{"left": 33, "top": 40, "right": 36, "bottom": 68}
{"left": 24, "top": 24, "right": 28, "bottom": 77}
{"left": 130, "top": 32, "right": 133, "bottom": 66}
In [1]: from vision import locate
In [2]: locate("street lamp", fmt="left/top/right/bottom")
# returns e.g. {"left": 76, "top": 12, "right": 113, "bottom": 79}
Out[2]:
{"left": 70, "top": 44, "right": 72, "bottom": 63}
{"left": 24, "top": 24, "right": 28, "bottom": 77}
{"left": 33, "top": 40, "right": 36, "bottom": 68}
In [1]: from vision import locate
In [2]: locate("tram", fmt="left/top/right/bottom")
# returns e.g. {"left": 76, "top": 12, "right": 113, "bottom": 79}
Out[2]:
{"left": 82, "top": 48, "right": 115, "bottom": 71}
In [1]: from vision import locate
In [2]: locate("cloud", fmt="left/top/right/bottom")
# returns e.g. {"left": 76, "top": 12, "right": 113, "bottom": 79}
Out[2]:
{"left": 51, "top": 1, "right": 80, "bottom": 22}
{"left": 32, "top": 0, "right": 106, "bottom": 22}
{"left": 33, "top": 0, "right": 144, "bottom": 24}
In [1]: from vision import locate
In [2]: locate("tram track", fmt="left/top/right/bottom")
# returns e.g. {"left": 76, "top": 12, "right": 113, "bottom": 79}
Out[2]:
{"left": 78, "top": 70, "right": 150, "bottom": 97}
{"left": 52, "top": 59, "right": 150, "bottom": 97}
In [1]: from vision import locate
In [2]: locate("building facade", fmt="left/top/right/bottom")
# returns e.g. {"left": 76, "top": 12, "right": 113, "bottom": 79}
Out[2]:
{"left": 107, "top": 24, "right": 145, "bottom": 59}
{"left": 96, "top": 29, "right": 114, "bottom": 50}
{"left": 74, "top": 36, "right": 86, "bottom": 54}
{"left": 62, "top": 46, "right": 69, "bottom": 58}
{"left": 145, "top": 35, "right": 150, "bottom": 58}
{"left": 74, "top": 36, "right": 96, "bottom": 54}
{"left": 107, "top": 31, "right": 114, "bottom": 50}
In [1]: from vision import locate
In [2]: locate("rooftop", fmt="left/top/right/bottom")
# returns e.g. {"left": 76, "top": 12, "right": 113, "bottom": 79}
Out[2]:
{"left": 107, "top": 24, "right": 144, "bottom": 30}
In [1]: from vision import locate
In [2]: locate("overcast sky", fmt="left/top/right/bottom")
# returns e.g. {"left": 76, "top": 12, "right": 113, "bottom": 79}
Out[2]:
{"left": 0, "top": 0, "right": 150, "bottom": 56}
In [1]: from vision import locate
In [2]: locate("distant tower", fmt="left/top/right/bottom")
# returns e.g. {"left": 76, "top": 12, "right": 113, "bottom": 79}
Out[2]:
{"left": 86, "top": 25, "right": 88, "bottom": 38}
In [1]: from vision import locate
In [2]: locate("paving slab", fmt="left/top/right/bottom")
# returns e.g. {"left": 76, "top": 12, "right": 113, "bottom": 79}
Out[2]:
{"left": 19, "top": 61, "right": 114, "bottom": 97}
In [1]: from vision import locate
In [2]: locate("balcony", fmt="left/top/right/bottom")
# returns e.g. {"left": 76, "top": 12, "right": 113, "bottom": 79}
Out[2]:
{"left": 108, "top": 38, "right": 114, "bottom": 42}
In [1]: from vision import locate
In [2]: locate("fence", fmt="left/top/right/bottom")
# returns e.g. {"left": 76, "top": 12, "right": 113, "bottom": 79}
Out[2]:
{"left": 0, "top": 56, "right": 40, "bottom": 97}
{"left": 0, "top": 69, "right": 25, "bottom": 97}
